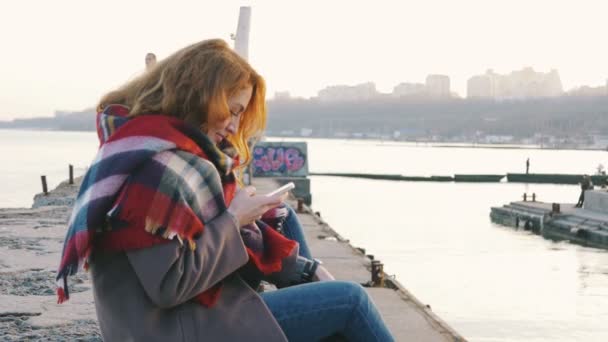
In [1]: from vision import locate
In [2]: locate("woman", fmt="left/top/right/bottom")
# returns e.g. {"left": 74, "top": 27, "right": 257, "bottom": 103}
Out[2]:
{"left": 56, "top": 39, "right": 393, "bottom": 341}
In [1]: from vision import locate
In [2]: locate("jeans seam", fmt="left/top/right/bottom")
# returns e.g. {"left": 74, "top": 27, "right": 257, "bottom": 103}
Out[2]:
{"left": 273, "top": 303, "right": 352, "bottom": 323}
{"left": 354, "top": 301, "right": 383, "bottom": 342}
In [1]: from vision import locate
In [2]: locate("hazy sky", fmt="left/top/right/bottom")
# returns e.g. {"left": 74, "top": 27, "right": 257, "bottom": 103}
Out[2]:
{"left": 1, "top": 0, "right": 607, "bottom": 120}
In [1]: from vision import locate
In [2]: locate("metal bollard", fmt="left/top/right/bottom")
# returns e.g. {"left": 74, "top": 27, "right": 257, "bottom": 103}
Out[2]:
{"left": 69, "top": 164, "right": 74, "bottom": 185}
{"left": 41, "top": 175, "right": 48, "bottom": 195}
{"left": 523, "top": 193, "right": 527, "bottom": 201}
{"left": 532, "top": 193, "right": 536, "bottom": 202}
{"left": 371, "top": 260, "right": 385, "bottom": 287}
{"left": 297, "top": 198, "right": 304, "bottom": 213}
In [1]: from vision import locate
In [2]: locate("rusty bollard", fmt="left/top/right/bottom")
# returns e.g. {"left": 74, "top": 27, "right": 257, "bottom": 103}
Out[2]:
{"left": 532, "top": 193, "right": 536, "bottom": 202}
{"left": 69, "top": 164, "right": 74, "bottom": 185}
{"left": 552, "top": 203, "right": 560, "bottom": 214}
{"left": 371, "top": 260, "right": 384, "bottom": 287}
{"left": 523, "top": 193, "right": 527, "bottom": 202}
{"left": 41, "top": 175, "right": 48, "bottom": 195}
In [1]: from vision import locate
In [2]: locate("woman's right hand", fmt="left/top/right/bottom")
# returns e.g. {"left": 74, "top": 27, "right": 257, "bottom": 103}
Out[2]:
{"left": 228, "top": 186, "right": 287, "bottom": 227}
{"left": 313, "top": 265, "right": 335, "bottom": 281}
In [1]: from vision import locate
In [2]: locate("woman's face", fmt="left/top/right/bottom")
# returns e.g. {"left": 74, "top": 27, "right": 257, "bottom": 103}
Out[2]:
{"left": 204, "top": 86, "right": 253, "bottom": 145}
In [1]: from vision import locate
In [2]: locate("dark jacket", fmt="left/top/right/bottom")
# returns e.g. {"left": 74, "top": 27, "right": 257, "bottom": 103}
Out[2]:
{"left": 90, "top": 211, "right": 293, "bottom": 341}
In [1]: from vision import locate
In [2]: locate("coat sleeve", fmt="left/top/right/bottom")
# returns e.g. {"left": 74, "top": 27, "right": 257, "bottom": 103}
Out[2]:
{"left": 263, "top": 244, "right": 316, "bottom": 288}
{"left": 126, "top": 211, "right": 249, "bottom": 309}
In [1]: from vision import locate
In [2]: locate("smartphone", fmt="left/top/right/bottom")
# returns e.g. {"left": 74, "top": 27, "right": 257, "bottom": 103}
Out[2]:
{"left": 265, "top": 182, "right": 295, "bottom": 197}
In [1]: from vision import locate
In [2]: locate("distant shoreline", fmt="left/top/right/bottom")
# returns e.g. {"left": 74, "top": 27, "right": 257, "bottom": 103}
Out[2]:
{"left": 2, "top": 127, "right": 605, "bottom": 152}
{"left": 268, "top": 136, "right": 607, "bottom": 152}
{"left": 431, "top": 144, "right": 606, "bottom": 152}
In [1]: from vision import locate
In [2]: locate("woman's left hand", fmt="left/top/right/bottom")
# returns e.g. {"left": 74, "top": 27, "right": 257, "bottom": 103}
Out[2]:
{"left": 312, "top": 265, "right": 335, "bottom": 281}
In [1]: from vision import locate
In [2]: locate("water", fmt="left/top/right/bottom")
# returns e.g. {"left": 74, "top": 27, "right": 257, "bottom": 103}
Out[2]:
{"left": 280, "top": 138, "right": 608, "bottom": 342}
{"left": 312, "top": 178, "right": 608, "bottom": 342}
{"left": 0, "top": 129, "right": 98, "bottom": 207}
{"left": 2, "top": 130, "right": 608, "bottom": 341}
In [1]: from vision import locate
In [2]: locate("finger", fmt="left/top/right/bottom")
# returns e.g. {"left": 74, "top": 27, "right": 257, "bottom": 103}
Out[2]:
{"left": 243, "top": 186, "right": 256, "bottom": 196}
{"left": 277, "top": 192, "right": 289, "bottom": 202}
{"left": 262, "top": 199, "right": 282, "bottom": 211}
{"left": 266, "top": 192, "right": 286, "bottom": 204}
{"left": 261, "top": 203, "right": 281, "bottom": 216}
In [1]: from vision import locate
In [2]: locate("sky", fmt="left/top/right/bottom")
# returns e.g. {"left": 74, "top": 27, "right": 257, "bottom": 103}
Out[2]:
{"left": 1, "top": 0, "right": 607, "bottom": 120}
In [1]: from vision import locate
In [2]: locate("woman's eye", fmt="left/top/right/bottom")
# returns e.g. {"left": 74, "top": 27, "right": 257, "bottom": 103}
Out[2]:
{"left": 230, "top": 110, "right": 239, "bottom": 117}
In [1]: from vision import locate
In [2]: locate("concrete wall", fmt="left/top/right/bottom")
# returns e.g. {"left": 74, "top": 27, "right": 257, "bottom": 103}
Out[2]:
{"left": 583, "top": 190, "right": 608, "bottom": 213}
{"left": 252, "top": 141, "right": 311, "bottom": 204}
{"left": 252, "top": 142, "right": 308, "bottom": 177}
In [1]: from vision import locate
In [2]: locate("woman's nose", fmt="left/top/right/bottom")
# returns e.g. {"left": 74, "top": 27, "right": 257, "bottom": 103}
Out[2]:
{"left": 227, "top": 115, "right": 240, "bottom": 134}
{"left": 226, "top": 120, "right": 237, "bottom": 134}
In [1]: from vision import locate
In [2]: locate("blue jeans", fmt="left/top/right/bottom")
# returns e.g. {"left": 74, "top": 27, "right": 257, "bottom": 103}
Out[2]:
{"left": 263, "top": 205, "right": 394, "bottom": 341}
{"left": 281, "top": 205, "right": 313, "bottom": 259}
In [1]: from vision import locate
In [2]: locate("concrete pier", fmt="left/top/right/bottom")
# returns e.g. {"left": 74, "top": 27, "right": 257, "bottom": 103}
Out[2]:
{"left": 0, "top": 178, "right": 465, "bottom": 340}
{"left": 0, "top": 178, "right": 100, "bottom": 340}
{"left": 255, "top": 177, "right": 464, "bottom": 341}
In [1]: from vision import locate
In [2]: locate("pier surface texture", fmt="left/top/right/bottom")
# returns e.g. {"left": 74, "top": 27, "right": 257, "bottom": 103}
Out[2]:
{"left": 0, "top": 177, "right": 464, "bottom": 341}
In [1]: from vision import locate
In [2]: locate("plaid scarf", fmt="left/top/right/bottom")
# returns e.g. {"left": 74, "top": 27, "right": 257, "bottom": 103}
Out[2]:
{"left": 56, "top": 105, "right": 296, "bottom": 307}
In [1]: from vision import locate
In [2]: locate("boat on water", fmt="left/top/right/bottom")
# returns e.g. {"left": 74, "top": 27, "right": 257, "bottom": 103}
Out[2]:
{"left": 308, "top": 172, "right": 454, "bottom": 182}
{"left": 507, "top": 173, "right": 608, "bottom": 185}
{"left": 454, "top": 174, "right": 504, "bottom": 182}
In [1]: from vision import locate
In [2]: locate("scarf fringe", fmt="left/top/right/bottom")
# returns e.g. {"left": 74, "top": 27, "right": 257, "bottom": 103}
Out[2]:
{"left": 249, "top": 228, "right": 297, "bottom": 275}
{"left": 56, "top": 273, "right": 69, "bottom": 304}
{"left": 57, "top": 287, "right": 67, "bottom": 304}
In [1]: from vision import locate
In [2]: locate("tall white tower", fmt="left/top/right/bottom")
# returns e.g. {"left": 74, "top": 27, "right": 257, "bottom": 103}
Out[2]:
{"left": 233, "top": 6, "right": 251, "bottom": 60}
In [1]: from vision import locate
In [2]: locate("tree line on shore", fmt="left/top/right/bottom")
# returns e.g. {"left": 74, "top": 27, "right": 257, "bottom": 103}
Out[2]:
{"left": 2, "top": 96, "right": 607, "bottom": 140}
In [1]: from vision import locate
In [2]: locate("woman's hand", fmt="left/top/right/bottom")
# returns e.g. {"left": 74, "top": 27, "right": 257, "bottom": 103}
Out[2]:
{"left": 313, "top": 265, "right": 335, "bottom": 282}
{"left": 227, "top": 186, "right": 288, "bottom": 227}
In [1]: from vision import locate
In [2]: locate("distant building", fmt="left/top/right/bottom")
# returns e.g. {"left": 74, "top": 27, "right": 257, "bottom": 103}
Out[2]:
{"left": 300, "top": 128, "right": 313, "bottom": 137}
{"left": 392, "top": 76, "right": 453, "bottom": 98}
{"left": 467, "top": 72, "right": 494, "bottom": 98}
{"left": 317, "top": 82, "right": 379, "bottom": 102}
{"left": 274, "top": 91, "right": 291, "bottom": 100}
{"left": 566, "top": 85, "right": 607, "bottom": 96}
{"left": 392, "top": 82, "right": 425, "bottom": 97}
{"left": 467, "top": 67, "right": 563, "bottom": 99}
{"left": 483, "top": 135, "right": 514, "bottom": 144}
{"left": 591, "top": 135, "right": 608, "bottom": 149}
{"left": 425, "top": 75, "right": 451, "bottom": 97}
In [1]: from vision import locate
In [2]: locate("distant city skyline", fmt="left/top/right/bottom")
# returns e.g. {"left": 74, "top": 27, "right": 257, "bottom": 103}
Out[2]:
{"left": 4, "top": 67, "right": 608, "bottom": 120}
{"left": 301, "top": 67, "right": 606, "bottom": 102}
{"left": 1, "top": 0, "right": 607, "bottom": 119}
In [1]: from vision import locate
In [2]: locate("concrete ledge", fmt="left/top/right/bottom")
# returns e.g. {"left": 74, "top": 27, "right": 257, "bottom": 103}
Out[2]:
{"left": 253, "top": 177, "right": 465, "bottom": 341}
{"left": 584, "top": 190, "right": 608, "bottom": 213}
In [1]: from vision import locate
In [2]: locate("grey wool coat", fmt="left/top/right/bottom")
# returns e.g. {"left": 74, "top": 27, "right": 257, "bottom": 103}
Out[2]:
{"left": 91, "top": 211, "right": 298, "bottom": 341}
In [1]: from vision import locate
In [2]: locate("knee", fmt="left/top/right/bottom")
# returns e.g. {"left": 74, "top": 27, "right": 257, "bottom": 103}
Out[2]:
{"left": 280, "top": 203, "right": 299, "bottom": 227}
{"left": 335, "top": 281, "right": 370, "bottom": 305}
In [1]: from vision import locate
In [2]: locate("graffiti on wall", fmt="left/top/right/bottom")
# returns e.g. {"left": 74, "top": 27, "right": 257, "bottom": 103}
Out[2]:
{"left": 252, "top": 142, "right": 308, "bottom": 177}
